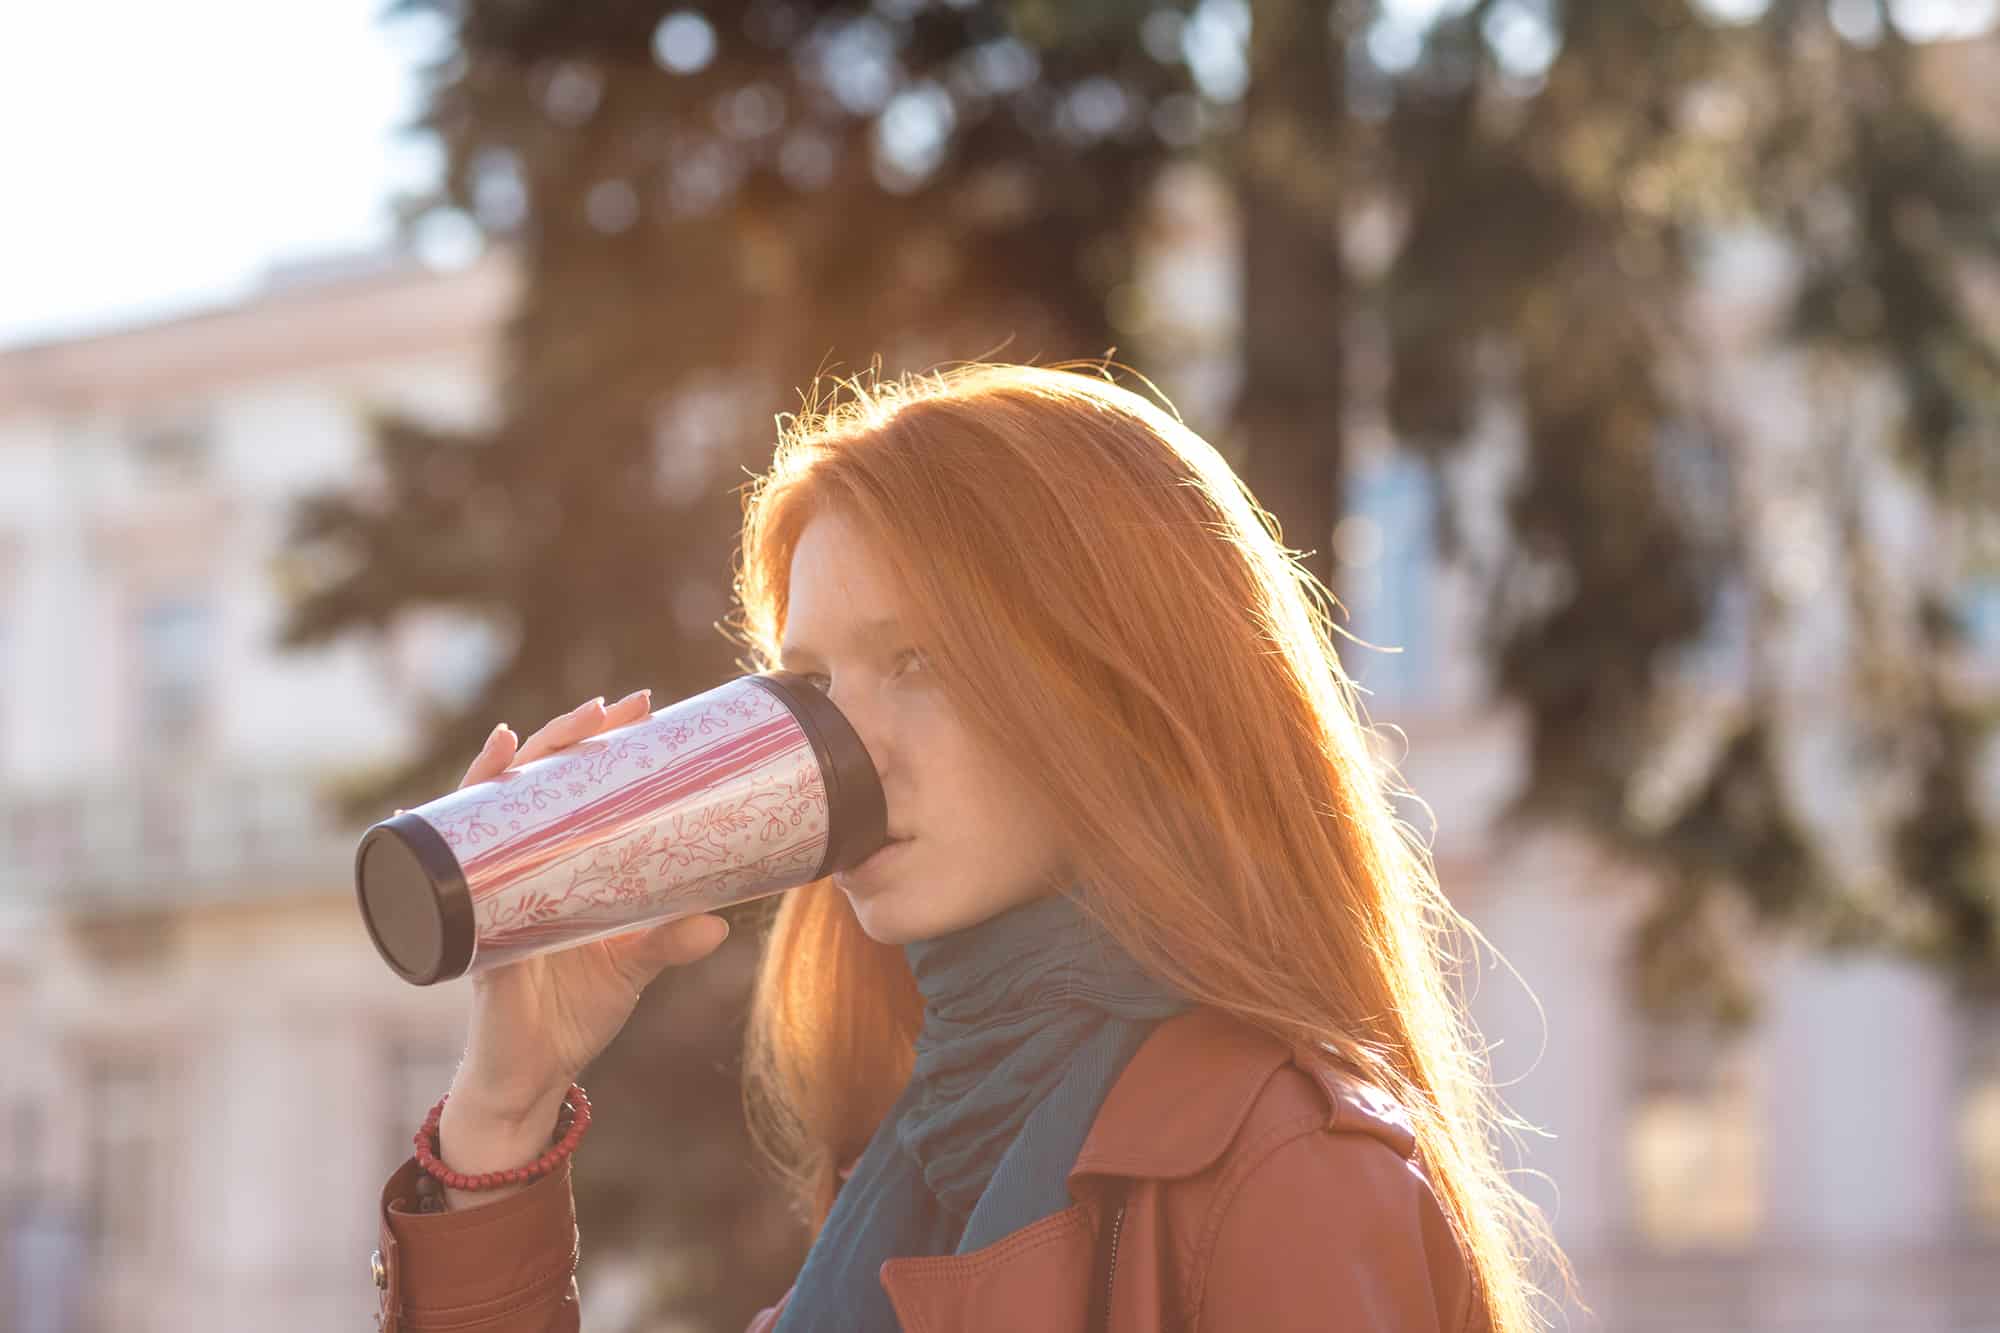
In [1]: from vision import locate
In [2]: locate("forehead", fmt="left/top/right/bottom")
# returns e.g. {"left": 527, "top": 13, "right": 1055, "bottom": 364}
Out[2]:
{"left": 779, "top": 509, "right": 907, "bottom": 654}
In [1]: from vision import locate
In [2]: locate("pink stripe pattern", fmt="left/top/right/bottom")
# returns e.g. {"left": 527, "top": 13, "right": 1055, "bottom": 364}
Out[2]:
{"left": 403, "top": 678, "right": 833, "bottom": 976}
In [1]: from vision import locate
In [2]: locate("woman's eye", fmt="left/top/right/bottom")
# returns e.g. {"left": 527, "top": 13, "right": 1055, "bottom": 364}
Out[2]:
{"left": 795, "top": 652, "right": 922, "bottom": 695}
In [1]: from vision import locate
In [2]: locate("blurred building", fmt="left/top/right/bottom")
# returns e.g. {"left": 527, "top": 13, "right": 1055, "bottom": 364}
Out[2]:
{"left": 0, "top": 250, "right": 519, "bottom": 1333}
{"left": 1, "top": 167, "right": 1996, "bottom": 1333}
{"left": 1137, "top": 156, "right": 2000, "bottom": 1330}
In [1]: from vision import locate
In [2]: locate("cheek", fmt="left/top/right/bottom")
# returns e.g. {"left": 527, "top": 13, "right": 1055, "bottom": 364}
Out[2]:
{"left": 938, "top": 744, "right": 1067, "bottom": 869}
{"left": 902, "top": 695, "right": 1069, "bottom": 875}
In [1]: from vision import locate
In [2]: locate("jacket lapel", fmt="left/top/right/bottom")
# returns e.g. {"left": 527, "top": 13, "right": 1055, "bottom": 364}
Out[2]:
{"left": 877, "top": 1008, "right": 1295, "bottom": 1332}
{"left": 1067, "top": 1007, "right": 1294, "bottom": 1185}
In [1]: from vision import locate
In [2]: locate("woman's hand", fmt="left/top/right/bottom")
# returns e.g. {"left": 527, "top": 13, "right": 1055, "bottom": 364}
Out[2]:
{"left": 444, "top": 688, "right": 732, "bottom": 1128}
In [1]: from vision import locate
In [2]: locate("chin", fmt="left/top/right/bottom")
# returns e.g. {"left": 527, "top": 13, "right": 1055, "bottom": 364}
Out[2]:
{"left": 843, "top": 876, "right": 1047, "bottom": 947}
{"left": 839, "top": 868, "right": 974, "bottom": 946}
{"left": 835, "top": 838, "right": 939, "bottom": 943}
{"left": 843, "top": 888, "right": 930, "bottom": 946}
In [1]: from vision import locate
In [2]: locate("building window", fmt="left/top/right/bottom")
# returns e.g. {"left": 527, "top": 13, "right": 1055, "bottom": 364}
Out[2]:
{"left": 129, "top": 417, "right": 212, "bottom": 486}
{"left": 1675, "top": 573, "right": 1752, "bottom": 690}
{"left": 384, "top": 1037, "right": 463, "bottom": 1169}
{"left": 1337, "top": 451, "right": 1439, "bottom": 712}
{"left": 0, "top": 605, "right": 10, "bottom": 768}
{"left": 5, "top": 1092, "right": 85, "bottom": 1333}
{"left": 135, "top": 598, "right": 213, "bottom": 747}
{"left": 1625, "top": 1021, "right": 1763, "bottom": 1251}
{"left": 3, "top": 1097, "right": 43, "bottom": 1202}
{"left": 82, "top": 1057, "right": 168, "bottom": 1262}
{"left": 1956, "top": 575, "right": 2000, "bottom": 673}
{"left": 1961, "top": 1004, "right": 2000, "bottom": 1236}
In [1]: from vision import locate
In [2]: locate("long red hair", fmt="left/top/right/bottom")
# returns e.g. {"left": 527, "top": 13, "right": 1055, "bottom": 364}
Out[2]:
{"left": 728, "top": 362, "right": 1565, "bottom": 1331}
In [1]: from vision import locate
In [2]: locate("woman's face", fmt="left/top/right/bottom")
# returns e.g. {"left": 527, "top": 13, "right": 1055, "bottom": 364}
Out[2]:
{"left": 779, "top": 508, "right": 1072, "bottom": 944}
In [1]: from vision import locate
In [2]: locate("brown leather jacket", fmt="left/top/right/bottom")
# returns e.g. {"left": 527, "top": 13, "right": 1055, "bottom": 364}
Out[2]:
{"left": 373, "top": 1008, "right": 1483, "bottom": 1332}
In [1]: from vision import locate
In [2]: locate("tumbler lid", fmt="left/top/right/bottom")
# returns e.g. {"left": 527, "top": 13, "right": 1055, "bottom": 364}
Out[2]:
{"left": 355, "top": 811, "right": 476, "bottom": 986}
{"left": 749, "top": 672, "right": 888, "bottom": 878}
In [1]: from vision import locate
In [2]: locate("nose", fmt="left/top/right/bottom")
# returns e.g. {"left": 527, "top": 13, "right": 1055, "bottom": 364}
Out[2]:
{"left": 827, "top": 679, "right": 893, "bottom": 788}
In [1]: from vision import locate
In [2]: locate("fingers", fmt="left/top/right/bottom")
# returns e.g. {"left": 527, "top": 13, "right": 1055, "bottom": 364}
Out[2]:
{"left": 457, "top": 688, "right": 649, "bottom": 791}
{"left": 602, "top": 687, "right": 653, "bottom": 728}
{"left": 458, "top": 723, "right": 518, "bottom": 789}
{"left": 512, "top": 695, "right": 605, "bottom": 767}
{"left": 513, "top": 688, "right": 651, "bottom": 768}
{"left": 607, "top": 914, "right": 731, "bottom": 989}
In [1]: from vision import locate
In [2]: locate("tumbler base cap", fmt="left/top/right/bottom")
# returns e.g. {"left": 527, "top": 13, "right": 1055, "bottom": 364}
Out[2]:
{"left": 356, "top": 812, "right": 475, "bottom": 986}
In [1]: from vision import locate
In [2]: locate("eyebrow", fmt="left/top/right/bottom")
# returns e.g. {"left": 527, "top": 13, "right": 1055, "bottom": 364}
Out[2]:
{"left": 780, "top": 617, "right": 907, "bottom": 666}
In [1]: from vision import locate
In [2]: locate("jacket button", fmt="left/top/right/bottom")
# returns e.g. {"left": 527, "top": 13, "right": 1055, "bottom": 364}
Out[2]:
{"left": 371, "top": 1248, "right": 388, "bottom": 1290}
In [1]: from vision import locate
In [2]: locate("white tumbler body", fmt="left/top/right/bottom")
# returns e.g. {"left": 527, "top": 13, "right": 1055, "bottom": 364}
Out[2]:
{"left": 355, "top": 673, "right": 884, "bottom": 984}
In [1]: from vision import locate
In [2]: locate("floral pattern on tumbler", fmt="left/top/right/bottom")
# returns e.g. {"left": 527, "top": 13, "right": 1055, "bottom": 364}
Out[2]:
{"left": 415, "top": 678, "right": 830, "bottom": 974}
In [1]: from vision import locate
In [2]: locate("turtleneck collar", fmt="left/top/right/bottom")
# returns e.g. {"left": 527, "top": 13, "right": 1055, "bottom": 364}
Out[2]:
{"left": 908, "top": 888, "right": 1096, "bottom": 1000}
{"left": 773, "top": 884, "right": 1189, "bottom": 1333}
{"left": 904, "top": 889, "right": 1149, "bottom": 1020}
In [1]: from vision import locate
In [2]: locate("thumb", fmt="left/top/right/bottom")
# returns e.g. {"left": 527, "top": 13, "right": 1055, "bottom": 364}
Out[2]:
{"left": 612, "top": 913, "right": 731, "bottom": 988}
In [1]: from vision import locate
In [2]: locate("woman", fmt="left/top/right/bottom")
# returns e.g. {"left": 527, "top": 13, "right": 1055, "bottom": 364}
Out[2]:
{"left": 371, "top": 364, "right": 1566, "bottom": 1332}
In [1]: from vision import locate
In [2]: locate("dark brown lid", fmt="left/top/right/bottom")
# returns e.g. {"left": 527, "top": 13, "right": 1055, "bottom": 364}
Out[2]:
{"left": 748, "top": 672, "right": 887, "bottom": 878}
{"left": 355, "top": 811, "right": 475, "bottom": 986}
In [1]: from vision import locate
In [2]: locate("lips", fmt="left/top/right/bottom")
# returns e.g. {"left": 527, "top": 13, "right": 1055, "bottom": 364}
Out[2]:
{"left": 838, "top": 836, "right": 911, "bottom": 889}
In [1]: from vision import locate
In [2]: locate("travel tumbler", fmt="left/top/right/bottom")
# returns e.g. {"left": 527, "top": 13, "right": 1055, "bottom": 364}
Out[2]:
{"left": 355, "top": 672, "right": 884, "bottom": 985}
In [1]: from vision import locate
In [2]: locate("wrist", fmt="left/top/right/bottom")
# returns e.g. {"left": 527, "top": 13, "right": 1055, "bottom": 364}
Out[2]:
{"left": 438, "top": 1082, "right": 569, "bottom": 1160}
{"left": 429, "top": 1082, "right": 587, "bottom": 1211}
{"left": 444, "top": 1072, "right": 572, "bottom": 1133}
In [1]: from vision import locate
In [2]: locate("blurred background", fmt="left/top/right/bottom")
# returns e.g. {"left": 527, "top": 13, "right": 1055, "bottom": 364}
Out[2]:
{"left": 2, "top": 0, "right": 1998, "bottom": 1329}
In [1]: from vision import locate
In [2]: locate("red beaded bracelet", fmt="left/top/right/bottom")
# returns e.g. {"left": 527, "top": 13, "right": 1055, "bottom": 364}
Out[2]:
{"left": 413, "top": 1083, "right": 593, "bottom": 1192}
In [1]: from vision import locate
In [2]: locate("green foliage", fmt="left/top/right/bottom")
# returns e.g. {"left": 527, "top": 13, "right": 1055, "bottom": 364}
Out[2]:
{"left": 279, "top": 1, "right": 2000, "bottom": 1318}
{"left": 1364, "top": 0, "right": 2000, "bottom": 1010}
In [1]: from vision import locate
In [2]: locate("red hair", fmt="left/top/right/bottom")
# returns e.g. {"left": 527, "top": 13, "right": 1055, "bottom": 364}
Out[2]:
{"left": 728, "top": 363, "right": 1566, "bottom": 1332}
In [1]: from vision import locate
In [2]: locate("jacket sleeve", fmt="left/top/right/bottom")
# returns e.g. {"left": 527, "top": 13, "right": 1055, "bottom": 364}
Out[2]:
{"left": 374, "top": 1156, "right": 582, "bottom": 1332}
{"left": 1197, "top": 1130, "right": 1481, "bottom": 1333}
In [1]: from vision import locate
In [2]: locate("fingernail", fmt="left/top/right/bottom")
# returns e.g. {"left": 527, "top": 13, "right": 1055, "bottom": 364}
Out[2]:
{"left": 615, "top": 688, "right": 651, "bottom": 710}
{"left": 484, "top": 723, "right": 508, "bottom": 747}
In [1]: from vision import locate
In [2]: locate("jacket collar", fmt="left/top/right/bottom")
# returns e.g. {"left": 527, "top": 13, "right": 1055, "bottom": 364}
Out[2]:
{"left": 1067, "top": 1006, "right": 1417, "bottom": 1187}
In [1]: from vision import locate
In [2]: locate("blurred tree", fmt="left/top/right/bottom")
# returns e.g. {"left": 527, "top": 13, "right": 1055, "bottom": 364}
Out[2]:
{"left": 284, "top": 0, "right": 1199, "bottom": 817}
{"left": 1362, "top": 0, "right": 2000, "bottom": 1017}
{"left": 286, "top": 3, "right": 1204, "bottom": 1326}
{"left": 280, "top": 0, "right": 2000, "bottom": 1322}
{"left": 1229, "top": 0, "right": 1348, "bottom": 591}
